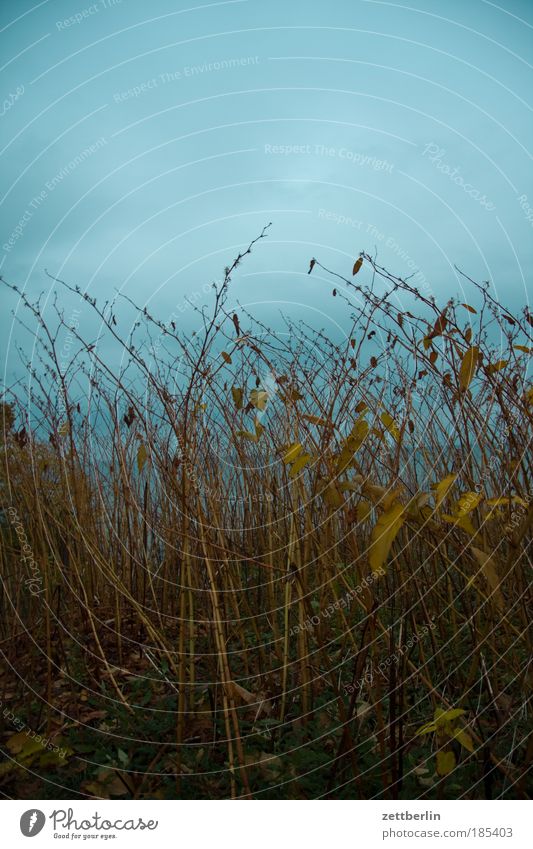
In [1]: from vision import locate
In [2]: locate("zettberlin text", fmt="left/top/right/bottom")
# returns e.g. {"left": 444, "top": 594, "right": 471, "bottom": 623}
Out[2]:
{"left": 382, "top": 811, "right": 440, "bottom": 820}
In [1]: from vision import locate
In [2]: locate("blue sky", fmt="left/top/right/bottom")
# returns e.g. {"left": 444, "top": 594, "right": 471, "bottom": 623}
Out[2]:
{"left": 1, "top": 0, "right": 532, "bottom": 380}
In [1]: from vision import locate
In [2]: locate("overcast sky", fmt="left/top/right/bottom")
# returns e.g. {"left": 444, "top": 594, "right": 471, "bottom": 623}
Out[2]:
{"left": 1, "top": 0, "right": 532, "bottom": 382}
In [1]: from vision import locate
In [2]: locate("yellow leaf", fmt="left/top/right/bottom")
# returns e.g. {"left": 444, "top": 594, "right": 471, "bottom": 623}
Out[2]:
{"left": 221, "top": 351, "right": 232, "bottom": 364}
{"left": 236, "top": 430, "right": 257, "bottom": 442}
{"left": 432, "top": 473, "right": 457, "bottom": 511}
{"left": 283, "top": 443, "right": 303, "bottom": 464}
{"left": 442, "top": 513, "right": 476, "bottom": 535}
{"left": 336, "top": 418, "right": 368, "bottom": 473}
{"left": 436, "top": 750, "right": 456, "bottom": 776}
{"left": 250, "top": 389, "right": 268, "bottom": 411}
{"left": 514, "top": 345, "right": 532, "bottom": 354}
{"left": 452, "top": 728, "right": 474, "bottom": 753}
{"left": 322, "top": 481, "right": 344, "bottom": 509}
{"left": 470, "top": 546, "right": 504, "bottom": 611}
{"left": 237, "top": 420, "right": 264, "bottom": 443}
{"left": 427, "top": 309, "right": 448, "bottom": 340}
{"left": 352, "top": 256, "right": 363, "bottom": 275}
{"left": 486, "top": 360, "right": 508, "bottom": 374}
{"left": 454, "top": 491, "right": 483, "bottom": 516}
{"left": 84, "top": 768, "right": 129, "bottom": 798}
{"left": 338, "top": 480, "right": 360, "bottom": 493}
{"left": 283, "top": 388, "right": 304, "bottom": 403}
{"left": 363, "top": 482, "right": 387, "bottom": 503}
{"left": 231, "top": 387, "right": 243, "bottom": 410}
{"left": 136, "top": 444, "right": 147, "bottom": 473}
{"left": 485, "top": 496, "right": 525, "bottom": 507}
{"left": 435, "top": 707, "right": 466, "bottom": 723}
{"left": 459, "top": 346, "right": 479, "bottom": 391}
{"left": 369, "top": 502, "right": 405, "bottom": 574}
{"left": 302, "top": 413, "right": 330, "bottom": 426}
{"left": 289, "top": 452, "right": 312, "bottom": 478}
{"left": 382, "top": 486, "right": 404, "bottom": 511}
{"left": 416, "top": 720, "right": 437, "bottom": 736}
{"left": 380, "top": 411, "right": 400, "bottom": 442}
{"left": 6, "top": 732, "right": 45, "bottom": 758}
{"left": 39, "top": 746, "right": 72, "bottom": 767}
{"left": 0, "top": 761, "right": 15, "bottom": 778}
{"left": 357, "top": 500, "right": 372, "bottom": 523}
{"left": 413, "top": 491, "right": 432, "bottom": 511}
{"left": 461, "top": 303, "right": 477, "bottom": 314}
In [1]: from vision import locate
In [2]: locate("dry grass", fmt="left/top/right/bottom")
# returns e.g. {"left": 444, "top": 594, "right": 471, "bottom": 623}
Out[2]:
{"left": 0, "top": 230, "right": 531, "bottom": 799}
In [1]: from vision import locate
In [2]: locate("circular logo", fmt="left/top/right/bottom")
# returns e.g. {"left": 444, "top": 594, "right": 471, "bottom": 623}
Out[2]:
{"left": 20, "top": 810, "right": 46, "bottom": 837}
